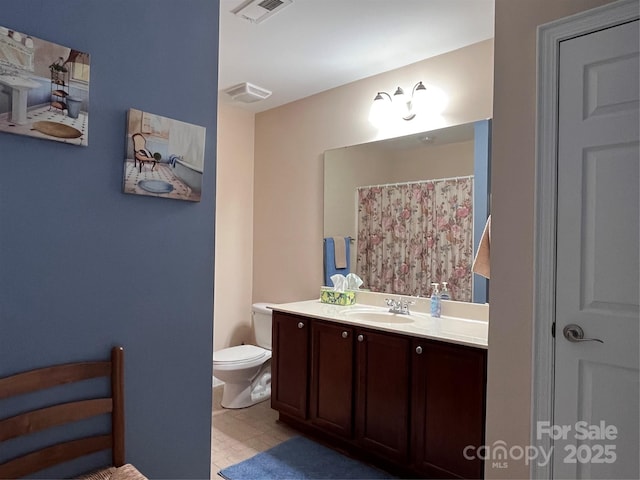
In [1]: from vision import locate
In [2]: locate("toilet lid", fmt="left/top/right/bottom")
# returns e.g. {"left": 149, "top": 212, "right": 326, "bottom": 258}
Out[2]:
{"left": 213, "top": 345, "right": 267, "bottom": 365}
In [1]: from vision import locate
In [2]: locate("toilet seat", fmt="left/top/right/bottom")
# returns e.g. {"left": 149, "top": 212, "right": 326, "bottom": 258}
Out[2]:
{"left": 213, "top": 345, "right": 271, "bottom": 371}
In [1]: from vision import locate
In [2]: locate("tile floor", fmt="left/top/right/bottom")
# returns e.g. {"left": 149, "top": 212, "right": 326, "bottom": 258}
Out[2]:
{"left": 0, "top": 104, "right": 88, "bottom": 146}
{"left": 211, "top": 386, "right": 297, "bottom": 478}
{"left": 122, "top": 161, "right": 199, "bottom": 202}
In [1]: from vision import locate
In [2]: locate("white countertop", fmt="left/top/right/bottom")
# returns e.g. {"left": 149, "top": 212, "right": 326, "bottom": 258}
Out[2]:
{"left": 272, "top": 298, "right": 488, "bottom": 349}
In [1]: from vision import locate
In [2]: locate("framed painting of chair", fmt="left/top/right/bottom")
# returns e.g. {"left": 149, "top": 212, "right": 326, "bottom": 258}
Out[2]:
{"left": 123, "top": 108, "right": 206, "bottom": 202}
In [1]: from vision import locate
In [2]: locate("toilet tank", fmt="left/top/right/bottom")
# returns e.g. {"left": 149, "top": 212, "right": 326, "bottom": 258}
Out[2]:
{"left": 252, "top": 303, "right": 273, "bottom": 350}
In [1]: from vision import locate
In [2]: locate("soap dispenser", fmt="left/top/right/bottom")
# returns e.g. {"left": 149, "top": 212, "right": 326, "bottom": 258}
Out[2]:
{"left": 430, "top": 283, "right": 441, "bottom": 318}
{"left": 440, "top": 281, "right": 451, "bottom": 301}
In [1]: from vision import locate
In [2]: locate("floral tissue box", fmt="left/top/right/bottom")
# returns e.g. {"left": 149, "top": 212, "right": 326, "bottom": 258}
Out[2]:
{"left": 320, "top": 287, "right": 356, "bottom": 305}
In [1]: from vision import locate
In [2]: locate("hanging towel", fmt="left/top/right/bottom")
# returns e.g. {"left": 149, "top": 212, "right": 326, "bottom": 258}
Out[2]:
{"left": 332, "top": 236, "right": 347, "bottom": 269}
{"left": 472, "top": 215, "right": 491, "bottom": 279}
{"left": 324, "top": 237, "right": 350, "bottom": 286}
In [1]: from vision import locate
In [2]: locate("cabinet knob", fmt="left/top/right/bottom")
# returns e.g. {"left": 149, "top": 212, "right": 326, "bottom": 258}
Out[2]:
{"left": 297, "top": 322, "right": 304, "bottom": 329}
{"left": 342, "top": 331, "right": 349, "bottom": 338}
{"left": 416, "top": 346, "right": 423, "bottom": 354}
{"left": 357, "top": 334, "right": 364, "bottom": 342}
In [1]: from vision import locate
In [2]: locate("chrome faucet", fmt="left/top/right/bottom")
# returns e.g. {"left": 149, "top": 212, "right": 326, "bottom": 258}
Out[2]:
{"left": 385, "top": 297, "right": 415, "bottom": 315}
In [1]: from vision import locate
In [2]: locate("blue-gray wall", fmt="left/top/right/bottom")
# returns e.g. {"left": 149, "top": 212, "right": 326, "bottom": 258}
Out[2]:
{"left": 0, "top": 1, "right": 218, "bottom": 478}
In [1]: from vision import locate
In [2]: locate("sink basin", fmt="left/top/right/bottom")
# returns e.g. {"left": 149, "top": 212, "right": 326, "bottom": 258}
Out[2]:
{"left": 341, "top": 307, "right": 487, "bottom": 338}
{"left": 342, "top": 307, "right": 426, "bottom": 324}
{"left": 0, "top": 74, "right": 40, "bottom": 89}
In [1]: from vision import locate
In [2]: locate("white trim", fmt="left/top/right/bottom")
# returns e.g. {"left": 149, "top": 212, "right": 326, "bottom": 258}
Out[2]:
{"left": 532, "top": 1, "right": 639, "bottom": 478}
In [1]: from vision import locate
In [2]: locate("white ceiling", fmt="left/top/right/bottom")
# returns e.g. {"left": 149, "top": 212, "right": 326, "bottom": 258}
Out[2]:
{"left": 218, "top": 0, "right": 495, "bottom": 113}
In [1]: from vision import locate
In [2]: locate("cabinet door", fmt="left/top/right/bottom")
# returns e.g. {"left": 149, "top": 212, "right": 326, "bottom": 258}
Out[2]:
{"left": 355, "top": 328, "right": 411, "bottom": 464}
{"left": 270, "top": 311, "right": 310, "bottom": 419}
{"left": 411, "top": 339, "right": 487, "bottom": 479}
{"left": 310, "top": 321, "right": 354, "bottom": 437}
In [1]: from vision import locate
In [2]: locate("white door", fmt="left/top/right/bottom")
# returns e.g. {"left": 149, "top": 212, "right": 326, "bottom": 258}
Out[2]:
{"left": 554, "top": 19, "right": 639, "bottom": 479}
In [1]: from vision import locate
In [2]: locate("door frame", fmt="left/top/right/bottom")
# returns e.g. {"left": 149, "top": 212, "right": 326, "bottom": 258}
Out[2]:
{"left": 532, "top": 1, "right": 639, "bottom": 478}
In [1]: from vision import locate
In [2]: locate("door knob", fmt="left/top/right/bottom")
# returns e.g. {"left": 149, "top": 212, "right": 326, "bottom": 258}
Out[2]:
{"left": 297, "top": 322, "right": 304, "bottom": 329}
{"left": 562, "top": 324, "right": 603, "bottom": 343}
{"left": 357, "top": 334, "right": 364, "bottom": 342}
{"left": 416, "top": 346, "right": 423, "bottom": 354}
{"left": 342, "top": 331, "right": 349, "bottom": 338}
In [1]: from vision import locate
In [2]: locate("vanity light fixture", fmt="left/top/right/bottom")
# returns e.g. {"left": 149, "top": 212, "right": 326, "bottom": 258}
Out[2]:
{"left": 369, "top": 81, "right": 428, "bottom": 127}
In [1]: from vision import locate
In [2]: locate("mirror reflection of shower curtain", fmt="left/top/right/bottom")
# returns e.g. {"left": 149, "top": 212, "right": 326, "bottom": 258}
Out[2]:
{"left": 355, "top": 176, "right": 473, "bottom": 301}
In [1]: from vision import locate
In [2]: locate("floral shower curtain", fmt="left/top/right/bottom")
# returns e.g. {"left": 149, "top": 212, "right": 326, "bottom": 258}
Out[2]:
{"left": 355, "top": 177, "right": 474, "bottom": 301}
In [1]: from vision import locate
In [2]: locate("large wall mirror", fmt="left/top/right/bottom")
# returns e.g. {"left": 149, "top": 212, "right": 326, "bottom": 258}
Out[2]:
{"left": 324, "top": 120, "right": 490, "bottom": 304}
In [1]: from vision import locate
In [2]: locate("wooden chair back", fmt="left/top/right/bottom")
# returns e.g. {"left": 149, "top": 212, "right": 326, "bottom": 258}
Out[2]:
{"left": 132, "top": 133, "right": 146, "bottom": 151}
{"left": 0, "top": 347, "right": 125, "bottom": 478}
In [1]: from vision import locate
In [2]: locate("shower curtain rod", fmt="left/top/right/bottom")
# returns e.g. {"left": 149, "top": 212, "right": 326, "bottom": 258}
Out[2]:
{"left": 357, "top": 175, "right": 474, "bottom": 190}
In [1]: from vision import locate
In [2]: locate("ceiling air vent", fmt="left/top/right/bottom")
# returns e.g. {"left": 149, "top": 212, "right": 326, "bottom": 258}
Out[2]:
{"left": 224, "top": 82, "right": 272, "bottom": 103}
{"left": 232, "top": 0, "right": 293, "bottom": 24}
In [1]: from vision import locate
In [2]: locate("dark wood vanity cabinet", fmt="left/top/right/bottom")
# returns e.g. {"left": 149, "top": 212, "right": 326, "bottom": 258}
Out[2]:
{"left": 309, "top": 320, "right": 354, "bottom": 437}
{"left": 271, "top": 310, "right": 487, "bottom": 479}
{"left": 411, "top": 339, "right": 487, "bottom": 479}
{"left": 354, "top": 329, "right": 411, "bottom": 464}
{"left": 309, "top": 321, "right": 411, "bottom": 463}
{"left": 271, "top": 311, "right": 310, "bottom": 420}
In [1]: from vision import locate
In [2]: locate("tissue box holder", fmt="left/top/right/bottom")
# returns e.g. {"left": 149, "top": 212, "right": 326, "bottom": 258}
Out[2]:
{"left": 320, "top": 287, "right": 356, "bottom": 305}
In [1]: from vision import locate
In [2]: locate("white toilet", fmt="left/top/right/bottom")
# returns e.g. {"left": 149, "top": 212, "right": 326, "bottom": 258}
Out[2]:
{"left": 213, "top": 303, "right": 273, "bottom": 409}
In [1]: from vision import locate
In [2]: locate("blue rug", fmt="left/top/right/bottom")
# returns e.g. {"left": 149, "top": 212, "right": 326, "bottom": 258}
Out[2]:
{"left": 218, "top": 436, "right": 396, "bottom": 479}
{"left": 138, "top": 179, "right": 174, "bottom": 194}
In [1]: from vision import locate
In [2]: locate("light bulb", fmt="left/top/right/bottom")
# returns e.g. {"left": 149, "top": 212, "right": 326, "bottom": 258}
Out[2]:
{"left": 392, "top": 86, "right": 409, "bottom": 118}
{"left": 410, "top": 82, "right": 428, "bottom": 116}
{"left": 369, "top": 92, "right": 392, "bottom": 128}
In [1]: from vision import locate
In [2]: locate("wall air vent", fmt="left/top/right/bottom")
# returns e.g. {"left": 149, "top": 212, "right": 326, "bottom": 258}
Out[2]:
{"left": 232, "top": 0, "right": 293, "bottom": 24}
{"left": 224, "top": 82, "right": 272, "bottom": 103}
